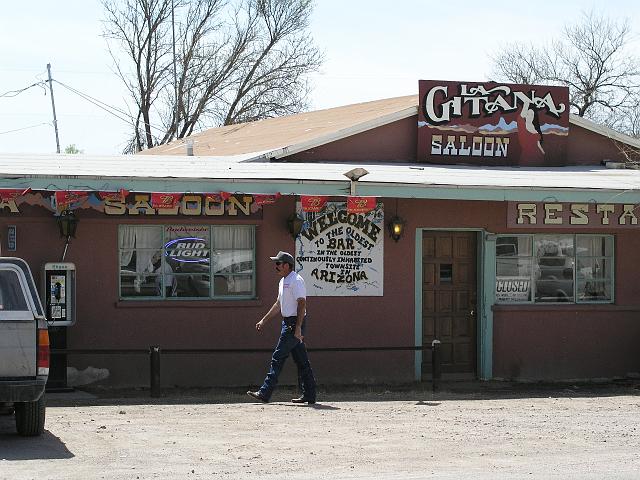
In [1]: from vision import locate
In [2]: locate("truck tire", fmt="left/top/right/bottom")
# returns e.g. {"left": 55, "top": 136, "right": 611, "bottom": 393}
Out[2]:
{"left": 15, "top": 395, "right": 46, "bottom": 436}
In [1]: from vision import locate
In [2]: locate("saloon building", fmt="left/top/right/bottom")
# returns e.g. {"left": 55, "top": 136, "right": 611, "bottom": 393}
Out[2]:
{"left": 1, "top": 80, "right": 640, "bottom": 388}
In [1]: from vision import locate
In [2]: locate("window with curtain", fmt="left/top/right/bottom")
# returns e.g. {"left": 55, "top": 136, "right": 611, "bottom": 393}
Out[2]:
{"left": 495, "top": 234, "right": 613, "bottom": 304}
{"left": 118, "top": 225, "right": 255, "bottom": 300}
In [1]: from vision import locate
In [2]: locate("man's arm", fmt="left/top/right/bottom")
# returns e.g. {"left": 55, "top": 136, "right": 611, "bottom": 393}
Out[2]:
{"left": 256, "top": 300, "right": 280, "bottom": 331}
{"left": 294, "top": 297, "right": 306, "bottom": 342}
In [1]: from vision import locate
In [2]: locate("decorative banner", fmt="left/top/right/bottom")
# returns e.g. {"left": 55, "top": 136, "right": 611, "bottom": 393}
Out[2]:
{"left": 2, "top": 191, "right": 263, "bottom": 217}
{"left": 295, "top": 201, "right": 383, "bottom": 296}
{"left": 0, "top": 188, "right": 30, "bottom": 202}
{"left": 253, "top": 193, "right": 281, "bottom": 205}
{"left": 98, "top": 189, "right": 129, "bottom": 202}
{"left": 418, "top": 80, "right": 569, "bottom": 167}
{"left": 301, "top": 195, "right": 328, "bottom": 213}
{"left": 151, "top": 193, "right": 183, "bottom": 209}
{"left": 347, "top": 196, "right": 376, "bottom": 214}
{"left": 205, "top": 192, "right": 232, "bottom": 202}
{"left": 54, "top": 191, "right": 89, "bottom": 210}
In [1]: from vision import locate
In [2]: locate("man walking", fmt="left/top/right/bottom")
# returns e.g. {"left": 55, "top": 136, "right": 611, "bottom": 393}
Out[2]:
{"left": 247, "top": 251, "right": 316, "bottom": 404}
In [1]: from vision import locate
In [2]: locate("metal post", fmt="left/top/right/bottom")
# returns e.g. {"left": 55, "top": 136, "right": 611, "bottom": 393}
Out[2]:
{"left": 150, "top": 346, "right": 161, "bottom": 397}
{"left": 431, "top": 339, "right": 441, "bottom": 392}
{"left": 46, "top": 63, "right": 61, "bottom": 153}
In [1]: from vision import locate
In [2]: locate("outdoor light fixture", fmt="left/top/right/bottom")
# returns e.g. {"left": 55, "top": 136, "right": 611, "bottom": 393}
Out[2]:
{"left": 286, "top": 213, "right": 304, "bottom": 238}
{"left": 56, "top": 210, "right": 79, "bottom": 238}
{"left": 343, "top": 167, "right": 369, "bottom": 195}
{"left": 56, "top": 210, "right": 79, "bottom": 261}
{"left": 388, "top": 215, "right": 405, "bottom": 242}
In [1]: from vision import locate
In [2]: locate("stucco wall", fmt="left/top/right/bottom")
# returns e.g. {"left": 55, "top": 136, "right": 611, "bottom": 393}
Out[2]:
{"left": 3, "top": 196, "right": 640, "bottom": 387}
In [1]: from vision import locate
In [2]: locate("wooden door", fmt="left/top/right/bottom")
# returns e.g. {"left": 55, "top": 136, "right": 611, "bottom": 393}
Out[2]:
{"left": 422, "top": 231, "right": 477, "bottom": 378}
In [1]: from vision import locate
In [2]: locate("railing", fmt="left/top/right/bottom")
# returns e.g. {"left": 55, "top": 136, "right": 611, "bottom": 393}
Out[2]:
{"left": 50, "top": 340, "right": 442, "bottom": 397}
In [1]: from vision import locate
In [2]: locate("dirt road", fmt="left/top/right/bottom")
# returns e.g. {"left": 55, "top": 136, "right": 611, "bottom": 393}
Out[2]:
{"left": 1, "top": 384, "right": 639, "bottom": 479}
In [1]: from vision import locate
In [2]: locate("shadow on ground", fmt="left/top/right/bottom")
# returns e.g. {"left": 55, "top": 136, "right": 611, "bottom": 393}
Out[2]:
{"left": 45, "top": 379, "right": 640, "bottom": 408}
{"left": 0, "top": 415, "right": 74, "bottom": 460}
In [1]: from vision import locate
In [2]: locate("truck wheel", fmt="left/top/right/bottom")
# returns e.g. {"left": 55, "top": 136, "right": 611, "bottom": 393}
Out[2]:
{"left": 15, "top": 395, "right": 46, "bottom": 436}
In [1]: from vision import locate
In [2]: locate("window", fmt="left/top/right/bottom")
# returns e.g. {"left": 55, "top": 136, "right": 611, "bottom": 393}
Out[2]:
{"left": 118, "top": 225, "right": 255, "bottom": 300}
{"left": 495, "top": 234, "right": 613, "bottom": 304}
{"left": 0, "top": 270, "right": 28, "bottom": 311}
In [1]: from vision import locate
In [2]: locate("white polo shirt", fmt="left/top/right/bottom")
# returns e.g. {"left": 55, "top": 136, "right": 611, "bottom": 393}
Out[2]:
{"left": 278, "top": 271, "right": 306, "bottom": 317}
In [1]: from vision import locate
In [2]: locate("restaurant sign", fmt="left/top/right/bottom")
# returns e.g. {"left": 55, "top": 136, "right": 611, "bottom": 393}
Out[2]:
{"left": 295, "top": 201, "right": 383, "bottom": 296}
{"left": 418, "top": 80, "right": 569, "bottom": 167}
{"left": 508, "top": 202, "right": 640, "bottom": 228}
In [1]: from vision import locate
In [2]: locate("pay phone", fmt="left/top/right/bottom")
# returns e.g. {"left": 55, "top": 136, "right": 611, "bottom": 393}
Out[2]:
{"left": 43, "top": 262, "right": 76, "bottom": 326}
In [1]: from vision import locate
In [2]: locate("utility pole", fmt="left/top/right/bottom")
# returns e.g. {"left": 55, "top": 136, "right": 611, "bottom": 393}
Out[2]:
{"left": 171, "top": 0, "right": 179, "bottom": 141}
{"left": 46, "top": 63, "right": 61, "bottom": 153}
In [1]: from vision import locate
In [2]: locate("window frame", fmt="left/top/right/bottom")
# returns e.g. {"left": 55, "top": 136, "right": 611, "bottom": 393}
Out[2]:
{"left": 118, "top": 224, "right": 256, "bottom": 301}
{"left": 495, "top": 233, "right": 614, "bottom": 305}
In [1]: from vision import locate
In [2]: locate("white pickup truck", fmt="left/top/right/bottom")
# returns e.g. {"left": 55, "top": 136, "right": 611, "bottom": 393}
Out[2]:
{"left": 0, "top": 257, "right": 49, "bottom": 436}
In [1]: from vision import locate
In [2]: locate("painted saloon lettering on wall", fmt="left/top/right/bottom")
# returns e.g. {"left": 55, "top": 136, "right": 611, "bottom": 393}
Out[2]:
{"left": 417, "top": 80, "right": 569, "bottom": 166}
{"left": 0, "top": 191, "right": 263, "bottom": 218}
{"left": 295, "top": 201, "right": 383, "bottom": 296}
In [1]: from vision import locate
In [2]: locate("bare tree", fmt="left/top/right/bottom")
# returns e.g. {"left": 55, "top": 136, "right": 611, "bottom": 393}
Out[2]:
{"left": 102, "top": 0, "right": 323, "bottom": 152}
{"left": 490, "top": 11, "right": 640, "bottom": 137}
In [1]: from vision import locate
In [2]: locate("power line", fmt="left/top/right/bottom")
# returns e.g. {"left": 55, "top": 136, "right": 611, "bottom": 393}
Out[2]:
{"left": 0, "top": 81, "right": 47, "bottom": 98}
{"left": 53, "top": 79, "right": 165, "bottom": 134}
{"left": 0, "top": 122, "right": 50, "bottom": 136}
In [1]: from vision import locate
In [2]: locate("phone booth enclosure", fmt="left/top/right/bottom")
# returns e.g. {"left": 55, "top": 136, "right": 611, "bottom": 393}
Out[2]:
{"left": 43, "top": 262, "right": 76, "bottom": 326}
{"left": 43, "top": 262, "right": 75, "bottom": 390}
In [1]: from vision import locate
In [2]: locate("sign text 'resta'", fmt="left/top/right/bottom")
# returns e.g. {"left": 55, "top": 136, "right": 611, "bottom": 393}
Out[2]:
{"left": 508, "top": 202, "right": 640, "bottom": 228}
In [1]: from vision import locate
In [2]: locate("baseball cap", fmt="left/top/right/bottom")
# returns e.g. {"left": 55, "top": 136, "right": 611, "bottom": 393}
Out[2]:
{"left": 269, "top": 251, "right": 294, "bottom": 265}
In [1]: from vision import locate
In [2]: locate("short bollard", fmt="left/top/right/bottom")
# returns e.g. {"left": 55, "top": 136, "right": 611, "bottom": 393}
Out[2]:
{"left": 431, "top": 339, "right": 441, "bottom": 392}
{"left": 150, "top": 346, "right": 161, "bottom": 398}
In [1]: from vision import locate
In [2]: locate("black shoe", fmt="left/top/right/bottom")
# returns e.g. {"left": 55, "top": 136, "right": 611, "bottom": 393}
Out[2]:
{"left": 291, "top": 396, "right": 315, "bottom": 404}
{"left": 247, "top": 390, "right": 268, "bottom": 403}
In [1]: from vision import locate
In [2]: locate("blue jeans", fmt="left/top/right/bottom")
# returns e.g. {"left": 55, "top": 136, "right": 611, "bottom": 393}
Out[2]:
{"left": 258, "top": 317, "right": 316, "bottom": 401}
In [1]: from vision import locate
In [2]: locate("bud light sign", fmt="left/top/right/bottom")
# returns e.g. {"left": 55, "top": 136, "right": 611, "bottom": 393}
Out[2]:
{"left": 164, "top": 237, "right": 210, "bottom": 263}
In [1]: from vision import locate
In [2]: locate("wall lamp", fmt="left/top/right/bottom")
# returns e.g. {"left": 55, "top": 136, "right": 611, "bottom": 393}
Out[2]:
{"left": 56, "top": 210, "right": 79, "bottom": 261}
{"left": 388, "top": 215, "right": 405, "bottom": 242}
{"left": 286, "top": 213, "right": 304, "bottom": 238}
{"left": 57, "top": 210, "right": 79, "bottom": 238}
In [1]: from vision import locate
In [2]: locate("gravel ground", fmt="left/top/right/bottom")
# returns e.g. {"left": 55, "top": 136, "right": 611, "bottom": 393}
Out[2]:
{"left": 1, "top": 383, "right": 639, "bottom": 479}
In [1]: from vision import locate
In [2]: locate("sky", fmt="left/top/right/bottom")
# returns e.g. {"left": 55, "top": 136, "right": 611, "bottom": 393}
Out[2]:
{"left": 1, "top": 0, "right": 639, "bottom": 155}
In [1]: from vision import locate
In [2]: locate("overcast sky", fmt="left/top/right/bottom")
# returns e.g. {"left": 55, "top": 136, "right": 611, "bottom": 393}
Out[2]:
{"left": 1, "top": 0, "right": 638, "bottom": 155}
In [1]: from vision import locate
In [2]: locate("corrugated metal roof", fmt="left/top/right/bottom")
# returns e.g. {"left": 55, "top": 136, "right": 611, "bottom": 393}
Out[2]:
{"left": 1, "top": 153, "right": 639, "bottom": 194}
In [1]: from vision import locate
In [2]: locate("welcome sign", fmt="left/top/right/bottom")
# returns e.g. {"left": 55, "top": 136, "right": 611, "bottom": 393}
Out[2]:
{"left": 295, "top": 201, "right": 383, "bottom": 296}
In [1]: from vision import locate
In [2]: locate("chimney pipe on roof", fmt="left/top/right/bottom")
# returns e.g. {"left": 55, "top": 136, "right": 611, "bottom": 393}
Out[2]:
{"left": 186, "top": 140, "right": 194, "bottom": 156}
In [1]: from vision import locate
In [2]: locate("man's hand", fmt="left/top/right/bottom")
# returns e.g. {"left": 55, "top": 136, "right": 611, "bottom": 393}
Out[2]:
{"left": 256, "top": 319, "right": 265, "bottom": 332}
{"left": 294, "top": 326, "right": 304, "bottom": 342}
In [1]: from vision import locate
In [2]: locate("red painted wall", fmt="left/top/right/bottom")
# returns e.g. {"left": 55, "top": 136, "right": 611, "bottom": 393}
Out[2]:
{"left": 2, "top": 197, "right": 640, "bottom": 386}
{"left": 0, "top": 198, "right": 415, "bottom": 388}
{"left": 290, "top": 116, "right": 630, "bottom": 166}
{"left": 289, "top": 117, "right": 417, "bottom": 162}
